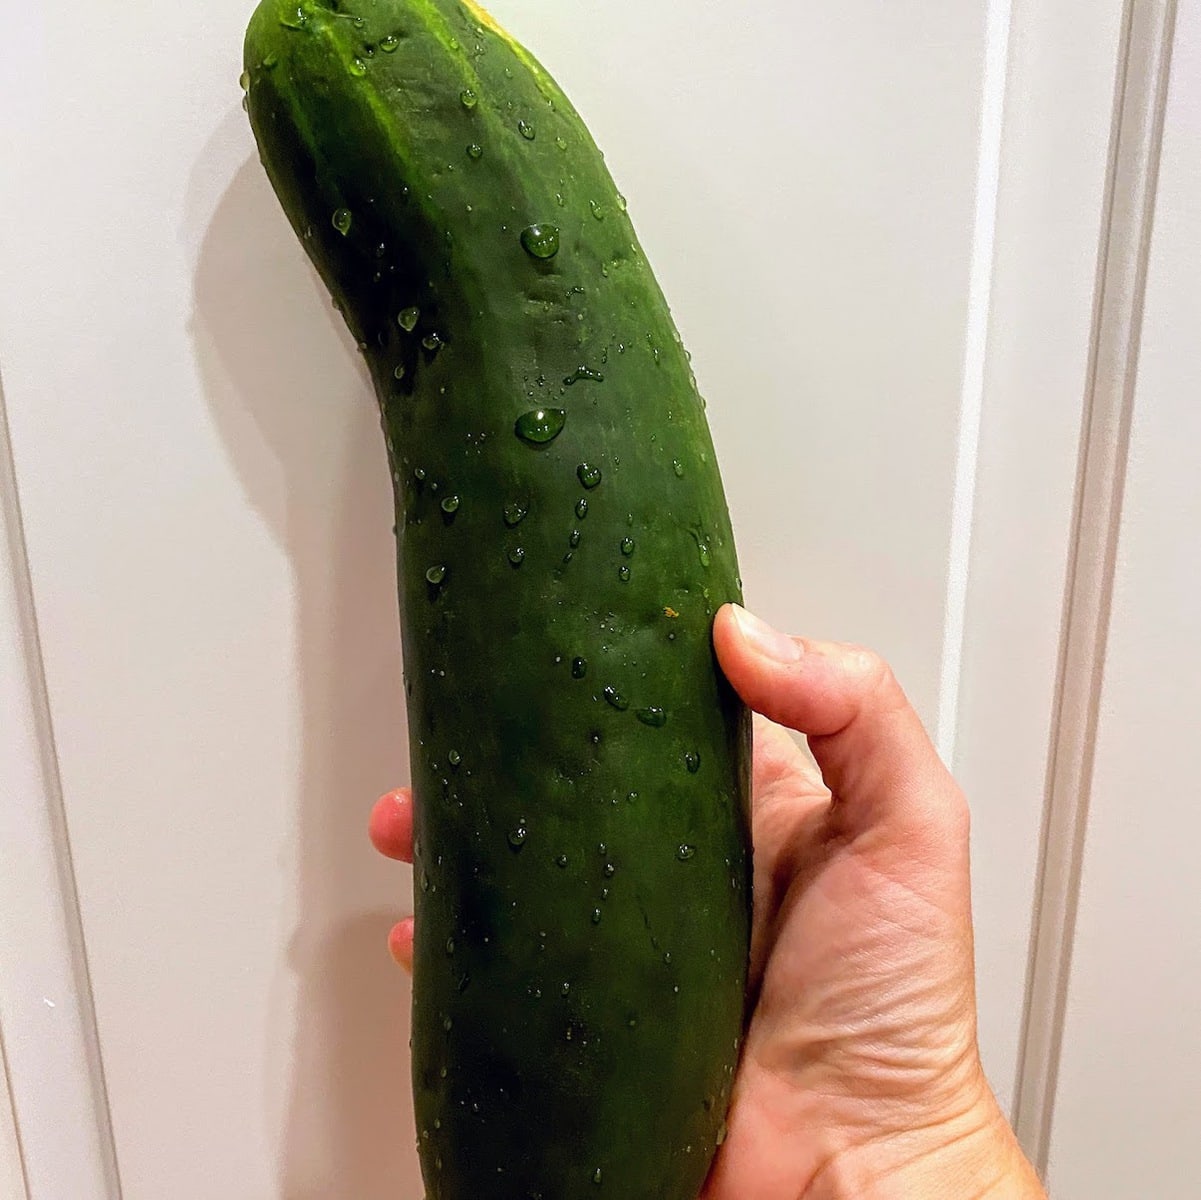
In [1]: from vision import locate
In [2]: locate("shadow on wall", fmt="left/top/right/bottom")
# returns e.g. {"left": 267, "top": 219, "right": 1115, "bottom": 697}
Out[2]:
{"left": 189, "top": 121, "right": 422, "bottom": 1199}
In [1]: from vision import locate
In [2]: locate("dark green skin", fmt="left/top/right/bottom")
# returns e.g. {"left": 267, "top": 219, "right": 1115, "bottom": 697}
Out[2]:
{"left": 244, "top": 2, "right": 751, "bottom": 1196}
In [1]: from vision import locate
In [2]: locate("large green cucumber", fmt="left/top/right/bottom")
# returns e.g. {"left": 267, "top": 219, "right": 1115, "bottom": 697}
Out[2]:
{"left": 243, "top": 2, "right": 752, "bottom": 1196}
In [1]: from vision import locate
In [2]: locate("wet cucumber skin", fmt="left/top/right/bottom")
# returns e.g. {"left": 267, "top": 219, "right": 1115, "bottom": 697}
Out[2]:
{"left": 243, "top": 2, "right": 752, "bottom": 1196}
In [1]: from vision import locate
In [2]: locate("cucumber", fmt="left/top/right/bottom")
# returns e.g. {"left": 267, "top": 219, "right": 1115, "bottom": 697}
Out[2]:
{"left": 243, "top": 3, "right": 752, "bottom": 1196}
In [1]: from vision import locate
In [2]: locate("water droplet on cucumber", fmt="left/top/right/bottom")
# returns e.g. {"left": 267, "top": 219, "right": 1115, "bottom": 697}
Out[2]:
{"left": 591, "top": 908, "right": 602, "bottom": 925}
{"left": 520, "top": 223, "right": 560, "bottom": 259}
{"left": 238, "top": 70, "right": 251, "bottom": 92}
{"left": 685, "top": 751, "right": 701, "bottom": 774}
{"left": 422, "top": 332, "right": 444, "bottom": 352}
{"left": 379, "top": 32, "right": 400, "bottom": 52}
{"left": 603, "top": 686, "right": 628, "bottom": 711}
{"left": 397, "top": 306, "right": 419, "bottom": 331}
{"left": 577, "top": 463, "right": 602, "bottom": 489}
{"left": 460, "top": 87, "right": 478, "bottom": 108}
{"left": 503, "top": 502, "right": 529, "bottom": 527}
{"left": 508, "top": 823, "right": 528, "bottom": 850}
{"left": 466, "top": 143, "right": 483, "bottom": 159}
{"left": 564, "top": 366, "right": 604, "bottom": 386}
{"left": 636, "top": 707, "right": 667, "bottom": 728}
{"left": 515, "top": 407, "right": 566, "bottom": 444}
{"left": 571, "top": 657, "right": 588, "bottom": 679}
{"left": 620, "top": 537, "right": 635, "bottom": 556}
{"left": 425, "top": 564, "right": 447, "bottom": 585}
{"left": 575, "top": 498, "right": 589, "bottom": 519}
{"left": 593, "top": 1168, "right": 603, "bottom": 1185}
{"left": 440, "top": 495, "right": 460, "bottom": 514}
{"left": 673, "top": 459, "right": 685, "bottom": 478}
{"left": 278, "top": 6, "right": 308, "bottom": 29}
{"left": 348, "top": 56, "right": 368, "bottom": 77}
{"left": 448, "top": 749, "right": 462, "bottom": 767}
{"left": 508, "top": 547, "right": 526, "bottom": 566}
{"left": 677, "top": 844, "right": 696, "bottom": 861}
{"left": 618, "top": 566, "right": 631, "bottom": 583}
{"left": 331, "top": 207, "right": 353, "bottom": 235}
{"left": 568, "top": 529, "right": 581, "bottom": 548}
{"left": 518, "top": 119, "right": 536, "bottom": 139}
{"left": 589, "top": 199, "right": 606, "bottom": 221}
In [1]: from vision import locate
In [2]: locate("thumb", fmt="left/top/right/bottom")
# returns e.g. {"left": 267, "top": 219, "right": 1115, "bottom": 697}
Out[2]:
{"left": 713, "top": 604, "right": 964, "bottom": 840}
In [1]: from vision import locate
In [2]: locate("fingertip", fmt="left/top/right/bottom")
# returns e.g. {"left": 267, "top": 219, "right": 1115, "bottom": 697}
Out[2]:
{"left": 714, "top": 605, "right": 817, "bottom": 734}
{"left": 713, "top": 602, "right": 741, "bottom": 647}
{"left": 388, "top": 917, "right": 415, "bottom": 972}
{"left": 730, "top": 604, "right": 805, "bottom": 662}
{"left": 715, "top": 604, "right": 801, "bottom": 671}
{"left": 369, "top": 787, "right": 415, "bottom": 862}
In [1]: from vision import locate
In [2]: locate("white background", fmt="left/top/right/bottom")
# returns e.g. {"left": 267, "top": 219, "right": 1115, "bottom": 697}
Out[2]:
{"left": 1045, "top": 3, "right": 1201, "bottom": 1194}
{"left": 0, "top": 1, "right": 1195, "bottom": 1197}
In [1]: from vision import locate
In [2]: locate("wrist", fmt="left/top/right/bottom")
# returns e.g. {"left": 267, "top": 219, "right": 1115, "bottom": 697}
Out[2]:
{"left": 805, "top": 1095, "right": 1047, "bottom": 1200}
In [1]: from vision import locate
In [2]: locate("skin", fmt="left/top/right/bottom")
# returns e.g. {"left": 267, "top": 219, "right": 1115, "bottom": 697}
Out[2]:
{"left": 369, "top": 604, "right": 1048, "bottom": 1199}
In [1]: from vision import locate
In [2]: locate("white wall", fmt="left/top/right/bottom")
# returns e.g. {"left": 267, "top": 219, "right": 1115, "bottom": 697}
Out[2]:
{"left": 2, "top": 363, "right": 120, "bottom": 1195}
{"left": 957, "top": 0, "right": 1127, "bottom": 1114}
{"left": 2, "top": 4, "right": 413, "bottom": 1194}
{"left": 0, "top": 1055, "right": 25, "bottom": 1200}
{"left": 0, "top": 1, "right": 1109, "bottom": 1196}
{"left": 1047, "top": 3, "right": 1201, "bottom": 1194}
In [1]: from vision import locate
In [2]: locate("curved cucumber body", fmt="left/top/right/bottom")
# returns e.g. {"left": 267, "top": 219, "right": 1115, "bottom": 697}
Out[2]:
{"left": 244, "top": 2, "right": 751, "bottom": 1196}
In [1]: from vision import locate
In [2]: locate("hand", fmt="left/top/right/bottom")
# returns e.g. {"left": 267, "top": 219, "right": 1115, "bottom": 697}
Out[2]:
{"left": 368, "top": 605, "right": 1046, "bottom": 1199}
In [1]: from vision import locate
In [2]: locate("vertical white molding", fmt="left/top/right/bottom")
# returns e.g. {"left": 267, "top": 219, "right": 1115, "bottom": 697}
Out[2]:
{"left": 1013, "top": 0, "right": 1178, "bottom": 1171}
{"left": 938, "top": 0, "right": 1014, "bottom": 765}
{"left": 0, "top": 378, "right": 122, "bottom": 1199}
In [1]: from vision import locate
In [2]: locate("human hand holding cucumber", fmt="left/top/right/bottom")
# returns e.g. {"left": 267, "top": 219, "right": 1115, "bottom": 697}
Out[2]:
{"left": 371, "top": 604, "right": 1047, "bottom": 1199}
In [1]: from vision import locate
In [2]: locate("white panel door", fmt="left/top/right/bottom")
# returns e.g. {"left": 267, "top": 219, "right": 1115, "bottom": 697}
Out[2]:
{"left": 0, "top": 1, "right": 1125, "bottom": 1196}
{"left": 957, "top": 0, "right": 1128, "bottom": 1112}
{"left": 1047, "top": 2, "right": 1201, "bottom": 1195}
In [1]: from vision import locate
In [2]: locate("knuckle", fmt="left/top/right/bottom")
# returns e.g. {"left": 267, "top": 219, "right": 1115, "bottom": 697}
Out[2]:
{"left": 843, "top": 644, "right": 903, "bottom": 706}
{"left": 944, "top": 787, "right": 972, "bottom": 840}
